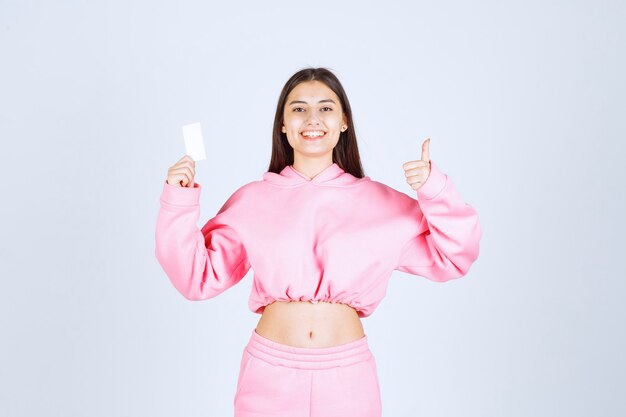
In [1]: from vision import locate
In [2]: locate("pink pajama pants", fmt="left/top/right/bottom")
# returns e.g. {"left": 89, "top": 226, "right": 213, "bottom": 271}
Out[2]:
{"left": 234, "top": 328, "right": 382, "bottom": 417}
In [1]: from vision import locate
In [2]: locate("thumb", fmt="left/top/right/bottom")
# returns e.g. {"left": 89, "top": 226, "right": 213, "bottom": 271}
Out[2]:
{"left": 421, "top": 138, "right": 430, "bottom": 163}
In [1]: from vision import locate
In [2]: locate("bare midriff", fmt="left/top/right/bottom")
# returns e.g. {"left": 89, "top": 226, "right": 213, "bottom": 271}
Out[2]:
{"left": 255, "top": 300, "right": 365, "bottom": 348}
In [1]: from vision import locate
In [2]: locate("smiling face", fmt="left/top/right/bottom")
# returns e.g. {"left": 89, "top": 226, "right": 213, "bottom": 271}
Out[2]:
{"left": 281, "top": 80, "right": 348, "bottom": 163}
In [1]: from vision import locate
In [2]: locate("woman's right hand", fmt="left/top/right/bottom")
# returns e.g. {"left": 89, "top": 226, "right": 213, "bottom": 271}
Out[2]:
{"left": 166, "top": 155, "right": 196, "bottom": 188}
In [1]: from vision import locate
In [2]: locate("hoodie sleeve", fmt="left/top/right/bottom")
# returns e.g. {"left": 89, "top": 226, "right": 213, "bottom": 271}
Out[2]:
{"left": 155, "top": 180, "right": 251, "bottom": 300}
{"left": 394, "top": 160, "right": 482, "bottom": 282}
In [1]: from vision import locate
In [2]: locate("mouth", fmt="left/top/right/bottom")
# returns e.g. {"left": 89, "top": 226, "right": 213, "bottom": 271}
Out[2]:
{"left": 300, "top": 130, "right": 327, "bottom": 140}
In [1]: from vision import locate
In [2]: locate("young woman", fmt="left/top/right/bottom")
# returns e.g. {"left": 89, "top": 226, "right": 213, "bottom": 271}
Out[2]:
{"left": 155, "top": 67, "right": 482, "bottom": 417}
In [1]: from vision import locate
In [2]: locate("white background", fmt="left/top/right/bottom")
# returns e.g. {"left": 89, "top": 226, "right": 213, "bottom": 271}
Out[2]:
{"left": 1, "top": 0, "right": 624, "bottom": 416}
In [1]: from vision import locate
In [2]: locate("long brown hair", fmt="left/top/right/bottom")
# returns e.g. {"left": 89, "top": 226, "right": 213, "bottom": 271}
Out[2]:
{"left": 267, "top": 67, "right": 365, "bottom": 178}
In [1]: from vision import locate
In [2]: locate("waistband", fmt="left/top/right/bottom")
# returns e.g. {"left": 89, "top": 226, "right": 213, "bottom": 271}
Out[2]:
{"left": 245, "top": 328, "right": 372, "bottom": 370}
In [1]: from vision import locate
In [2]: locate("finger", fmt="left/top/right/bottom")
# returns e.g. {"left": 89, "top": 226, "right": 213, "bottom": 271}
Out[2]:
{"left": 184, "top": 166, "right": 194, "bottom": 182}
{"left": 404, "top": 167, "right": 429, "bottom": 178}
{"left": 406, "top": 175, "right": 424, "bottom": 184}
{"left": 185, "top": 159, "right": 196, "bottom": 176}
{"left": 402, "top": 160, "right": 430, "bottom": 172}
{"left": 169, "top": 161, "right": 191, "bottom": 175}
{"left": 421, "top": 138, "right": 430, "bottom": 163}
{"left": 170, "top": 166, "right": 194, "bottom": 178}
{"left": 170, "top": 168, "right": 194, "bottom": 186}
{"left": 176, "top": 159, "right": 195, "bottom": 170}
{"left": 173, "top": 171, "right": 186, "bottom": 186}
{"left": 406, "top": 176, "right": 424, "bottom": 189}
{"left": 176, "top": 155, "right": 191, "bottom": 164}
{"left": 183, "top": 171, "right": 193, "bottom": 186}
{"left": 404, "top": 166, "right": 427, "bottom": 178}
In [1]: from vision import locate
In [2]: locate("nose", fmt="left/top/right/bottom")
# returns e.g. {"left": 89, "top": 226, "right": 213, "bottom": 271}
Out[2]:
{"left": 306, "top": 110, "right": 321, "bottom": 126}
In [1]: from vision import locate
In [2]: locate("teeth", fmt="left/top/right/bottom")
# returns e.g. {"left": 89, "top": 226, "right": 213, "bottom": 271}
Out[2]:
{"left": 302, "top": 131, "right": 325, "bottom": 137}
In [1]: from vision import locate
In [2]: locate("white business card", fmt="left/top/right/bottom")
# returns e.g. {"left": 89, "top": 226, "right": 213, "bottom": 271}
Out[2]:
{"left": 182, "top": 122, "right": 206, "bottom": 161}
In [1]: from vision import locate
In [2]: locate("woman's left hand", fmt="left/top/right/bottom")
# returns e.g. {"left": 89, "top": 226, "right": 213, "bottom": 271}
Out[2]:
{"left": 402, "top": 138, "right": 431, "bottom": 191}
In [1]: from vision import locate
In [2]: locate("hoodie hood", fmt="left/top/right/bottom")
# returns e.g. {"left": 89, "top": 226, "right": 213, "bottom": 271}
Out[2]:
{"left": 262, "top": 162, "right": 370, "bottom": 187}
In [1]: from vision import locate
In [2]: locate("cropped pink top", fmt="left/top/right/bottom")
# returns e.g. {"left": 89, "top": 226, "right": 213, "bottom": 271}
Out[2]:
{"left": 155, "top": 160, "right": 481, "bottom": 318}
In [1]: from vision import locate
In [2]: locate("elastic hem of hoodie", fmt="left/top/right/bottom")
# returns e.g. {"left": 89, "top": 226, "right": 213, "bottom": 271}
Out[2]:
{"left": 416, "top": 159, "right": 447, "bottom": 200}
{"left": 160, "top": 180, "right": 201, "bottom": 206}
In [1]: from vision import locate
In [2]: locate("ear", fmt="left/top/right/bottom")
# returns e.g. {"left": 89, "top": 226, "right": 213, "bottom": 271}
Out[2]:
{"left": 342, "top": 114, "right": 348, "bottom": 131}
{"left": 281, "top": 125, "right": 286, "bottom": 133}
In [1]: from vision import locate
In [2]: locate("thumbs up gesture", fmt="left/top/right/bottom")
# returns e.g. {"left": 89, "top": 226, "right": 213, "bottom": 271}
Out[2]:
{"left": 402, "top": 138, "right": 431, "bottom": 191}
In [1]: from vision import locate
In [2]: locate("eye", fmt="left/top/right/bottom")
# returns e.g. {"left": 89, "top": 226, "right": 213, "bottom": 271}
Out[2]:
{"left": 321, "top": 106, "right": 333, "bottom": 111}
{"left": 293, "top": 107, "right": 305, "bottom": 112}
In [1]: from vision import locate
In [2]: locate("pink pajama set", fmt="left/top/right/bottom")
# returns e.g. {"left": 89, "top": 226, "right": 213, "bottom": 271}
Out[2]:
{"left": 155, "top": 160, "right": 482, "bottom": 416}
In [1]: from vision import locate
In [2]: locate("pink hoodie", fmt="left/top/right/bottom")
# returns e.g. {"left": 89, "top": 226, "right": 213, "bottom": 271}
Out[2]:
{"left": 155, "top": 160, "right": 481, "bottom": 318}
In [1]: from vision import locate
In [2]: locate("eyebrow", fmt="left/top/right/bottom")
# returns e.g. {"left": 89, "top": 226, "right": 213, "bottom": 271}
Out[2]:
{"left": 288, "top": 99, "right": 337, "bottom": 106}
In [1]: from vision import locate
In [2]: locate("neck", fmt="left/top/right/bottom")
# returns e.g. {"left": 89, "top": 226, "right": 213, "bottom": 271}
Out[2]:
{"left": 292, "top": 155, "right": 334, "bottom": 179}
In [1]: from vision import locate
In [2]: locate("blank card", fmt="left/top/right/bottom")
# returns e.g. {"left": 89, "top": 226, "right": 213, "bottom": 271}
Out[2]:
{"left": 182, "top": 122, "right": 206, "bottom": 161}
